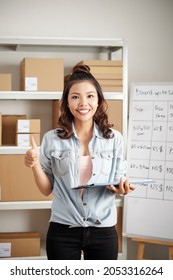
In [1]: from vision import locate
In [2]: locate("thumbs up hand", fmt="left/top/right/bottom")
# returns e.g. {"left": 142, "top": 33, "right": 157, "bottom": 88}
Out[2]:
{"left": 25, "top": 136, "right": 40, "bottom": 168}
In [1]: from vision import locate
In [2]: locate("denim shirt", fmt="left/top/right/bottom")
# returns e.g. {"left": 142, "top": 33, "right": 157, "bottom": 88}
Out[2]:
{"left": 40, "top": 123, "right": 127, "bottom": 227}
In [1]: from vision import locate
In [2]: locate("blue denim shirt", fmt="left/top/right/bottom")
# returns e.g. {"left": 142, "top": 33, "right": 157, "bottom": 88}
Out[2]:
{"left": 40, "top": 123, "right": 127, "bottom": 227}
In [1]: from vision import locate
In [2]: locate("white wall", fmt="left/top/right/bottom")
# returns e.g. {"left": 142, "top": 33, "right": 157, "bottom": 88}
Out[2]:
{"left": 0, "top": 0, "right": 173, "bottom": 259}
{"left": 1, "top": 0, "right": 173, "bottom": 85}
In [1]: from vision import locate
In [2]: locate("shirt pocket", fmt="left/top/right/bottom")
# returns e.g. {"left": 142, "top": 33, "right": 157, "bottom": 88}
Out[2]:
{"left": 100, "top": 151, "right": 114, "bottom": 176}
{"left": 51, "top": 150, "right": 70, "bottom": 176}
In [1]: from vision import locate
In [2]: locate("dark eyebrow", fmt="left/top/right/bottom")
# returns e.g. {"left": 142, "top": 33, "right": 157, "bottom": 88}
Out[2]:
{"left": 69, "top": 91, "right": 96, "bottom": 95}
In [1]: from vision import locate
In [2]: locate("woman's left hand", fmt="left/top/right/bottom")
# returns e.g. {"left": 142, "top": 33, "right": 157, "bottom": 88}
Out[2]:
{"left": 106, "top": 177, "right": 135, "bottom": 195}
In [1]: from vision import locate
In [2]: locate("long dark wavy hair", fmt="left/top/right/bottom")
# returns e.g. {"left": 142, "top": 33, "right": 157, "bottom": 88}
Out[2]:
{"left": 56, "top": 65, "right": 113, "bottom": 139}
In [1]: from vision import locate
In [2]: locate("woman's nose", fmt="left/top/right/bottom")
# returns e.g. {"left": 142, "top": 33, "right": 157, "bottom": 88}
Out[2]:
{"left": 79, "top": 97, "right": 87, "bottom": 106}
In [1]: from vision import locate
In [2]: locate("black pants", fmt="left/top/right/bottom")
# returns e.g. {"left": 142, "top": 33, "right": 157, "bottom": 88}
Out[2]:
{"left": 46, "top": 222, "right": 118, "bottom": 260}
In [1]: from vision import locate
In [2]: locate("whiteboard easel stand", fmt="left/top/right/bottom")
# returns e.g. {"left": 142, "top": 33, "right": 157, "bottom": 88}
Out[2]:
{"left": 132, "top": 237, "right": 173, "bottom": 260}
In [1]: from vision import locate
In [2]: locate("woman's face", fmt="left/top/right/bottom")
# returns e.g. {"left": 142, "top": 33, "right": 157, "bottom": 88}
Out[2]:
{"left": 67, "top": 81, "right": 99, "bottom": 124}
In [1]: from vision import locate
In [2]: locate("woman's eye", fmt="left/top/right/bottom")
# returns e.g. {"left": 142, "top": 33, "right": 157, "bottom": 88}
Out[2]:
{"left": 72, "top": 95, "right": 78, "bottom": 99}
{"left": 88, "top": 94, "right": 94, "bottom": 98}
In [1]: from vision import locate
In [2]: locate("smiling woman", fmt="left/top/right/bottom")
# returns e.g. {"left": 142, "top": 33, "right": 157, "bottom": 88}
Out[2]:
{"left": 25, "top": 64, "right": 135, "bottom": 260}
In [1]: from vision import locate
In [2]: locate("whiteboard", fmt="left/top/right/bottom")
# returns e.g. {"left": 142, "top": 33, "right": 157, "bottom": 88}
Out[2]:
{"left": 123, "top": 83, "right": 173, "bottom": 241}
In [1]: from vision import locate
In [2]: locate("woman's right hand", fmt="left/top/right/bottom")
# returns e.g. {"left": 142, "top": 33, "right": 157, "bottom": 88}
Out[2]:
{"left": 25, "top": 136, "right": 40, "bottom": 168}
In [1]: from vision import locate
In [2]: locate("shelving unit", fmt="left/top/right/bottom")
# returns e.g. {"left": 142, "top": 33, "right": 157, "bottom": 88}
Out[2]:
{"left": 0, "top": 37, "right": 128, "bottom": 259}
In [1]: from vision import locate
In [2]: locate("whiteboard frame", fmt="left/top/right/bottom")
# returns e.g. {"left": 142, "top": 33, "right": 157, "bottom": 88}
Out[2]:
{"left": 123, "top": 82, "right": 173, "bottom": 242}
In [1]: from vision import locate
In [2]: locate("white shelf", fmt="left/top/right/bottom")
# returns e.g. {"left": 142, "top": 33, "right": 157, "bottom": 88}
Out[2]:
{"left": 0, "top": 91, "right": 62, "bottom": 100}
{"left": 104, "top": 93, "right": 124, "bottom": 100}
{"left": 0, "top": 36, "right": 124, "bottom": 45}
{"left": 0, "top": 146, "right": 31, "bottom": 154}
{"left": 0, "top": 200, "right": 52, "bottom": 210}
{"left": 0, "top": 91, "right": 124, "bottom": 100}
{"left": 0, "top": 36, "right": 124, "bottom": 52}
{"left": 0, "top": 198, "right": 122, "bottom": 211}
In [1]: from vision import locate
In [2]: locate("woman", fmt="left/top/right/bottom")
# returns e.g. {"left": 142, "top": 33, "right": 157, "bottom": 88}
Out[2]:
{"left": 25, "top": 65, "right": 135, "bottom": 260}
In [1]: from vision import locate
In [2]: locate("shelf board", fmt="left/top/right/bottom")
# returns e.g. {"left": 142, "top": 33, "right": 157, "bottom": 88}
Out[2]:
{"left": 103, "top": 92, "right": 124, "bottom": 100}
{"left": 0, "top": 200, "right": 52, "bottom": 210}
{"left": 0, "top": 37, "right": 124, "bottom": 52}
{"left": 0, "top": 198, "right": 122, "bottom": 210}
{"left": 0, "top": 91, "right": 124, "bottom": 100}
{"left": 0, "top": 146, "right": 34, "bottom": 154}
{"left": 0, "top": 91, "right": 62, "bottom": 100}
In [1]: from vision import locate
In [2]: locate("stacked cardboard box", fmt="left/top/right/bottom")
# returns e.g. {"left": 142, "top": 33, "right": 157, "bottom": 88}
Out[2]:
{"left": 20, "top": 57, "right": 64, "bottom": 91}
{"left": 106, "top": 100, "right": 122, "bottom": 133}
{"left": 0, "top": 74, "right": 12, "bottom": 91}
{"left": 16, "top": 119, "right": 41, "bottom": 146}
{"left": 0, "top": 232, "right": 40, "bottom": 258}
{"left": 2, "top": 115, "right": 27, "bottom": 145}
{"left": 0, "top": 154, "right": 52, "bottom": 201}
{"left": 75, "top": 60, "right": 123, "bottom": 92}
{"left": 0, "top": 113, "right": 2, "bottom": 145}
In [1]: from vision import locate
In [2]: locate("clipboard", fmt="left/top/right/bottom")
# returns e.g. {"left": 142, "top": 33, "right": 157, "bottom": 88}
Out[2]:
{"left": 75, "top": 179, "right": 155, "bottom": 189}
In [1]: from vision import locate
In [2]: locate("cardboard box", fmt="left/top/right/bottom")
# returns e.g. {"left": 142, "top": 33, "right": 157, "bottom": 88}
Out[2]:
{"left": 0, "top": 232, "right": 40, "bottom": 257}
{"left": 87, "top": 65, "right": 123, "bottom": 74}
{"left": 52, "top": 100, "right": 60, "bottom": 129}
{"left": 77, "top": 60, "right": 123, "bottom": 67}
{"left": 16, "top": 133, "right": 40, "bottom": 146}
{"left": 0, "top": 113, "right": 2, "bottom": 146}
{"left": 98, "top": 79, "right": 123, "bottom": 86}
{"left": 101, "top": 86, "right": 123, "bottom": 92}
{"left": 91, "top": 72, "right": 122, "bottom": 80}
{"left": 2, "top": 115, "right": 27, "bottom": 145}
{"left": 20, "top": 58, "right": 64, "bottom": 91}
{"left": 107, "top": 100, "right": 122, "bottom": 133}
{"left": 17, "top": 119, "right": 41, "bottom": 133}
{"left": 72, "top": 60, "right": 123, "bottom": 92}
{"left": 0, "top": 154, "right": 52, "bottom": 201}
{"left": 0, "top": 74, "right": 12, "bottom": 91}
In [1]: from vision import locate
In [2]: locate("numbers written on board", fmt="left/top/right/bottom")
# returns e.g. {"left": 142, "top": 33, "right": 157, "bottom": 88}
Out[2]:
{"left": 128, "top": 85, "right": 173, "bottom": 201}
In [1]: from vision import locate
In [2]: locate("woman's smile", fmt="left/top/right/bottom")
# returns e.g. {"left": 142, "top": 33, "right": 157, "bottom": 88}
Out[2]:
{"left": 76, "top": 108, "right": 91, "bottom": 115}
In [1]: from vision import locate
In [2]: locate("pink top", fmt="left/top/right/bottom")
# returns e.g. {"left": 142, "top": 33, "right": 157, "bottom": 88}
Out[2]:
{"left": 79, "top": 155, "right": 92, "bottom": 186}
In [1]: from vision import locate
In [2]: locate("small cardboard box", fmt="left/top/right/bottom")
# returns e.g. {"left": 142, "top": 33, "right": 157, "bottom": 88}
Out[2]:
{"left": 0, "top": 74, "right": 12, "bottom": 91}
{"left": 2, "top": 115, "right": 27, "bottom": 145}
{"left": 0, "top": 113, "right": 2, "bottom": 146}
{"left": 20, "top": 57, "right": 64, "bottom": 91}
{"left": 52, "top": 100, "right": 60, "bottom": 129}
{"left": 107, "top": 100, "right": 122, "bottom": 133}
{"left": 0, "top": 232, "right": 40, "bottom": 258}
{"left": 0, "top": 154, "right": 52, "bottom": 201}
{"left": 17, "top": 119, "right": 41, "bottom": 133}
{"left": 77, "top": 60, "right": 123, "bottom": 67}
{"left": 16, "top": 133, "right": 40, "bottom": 146}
